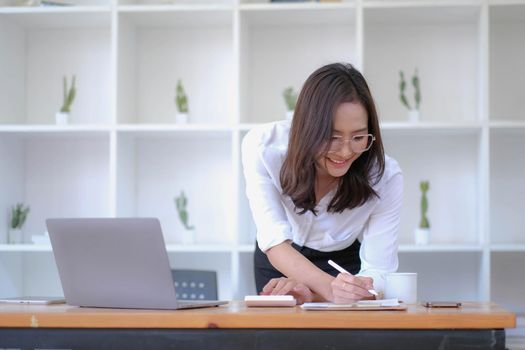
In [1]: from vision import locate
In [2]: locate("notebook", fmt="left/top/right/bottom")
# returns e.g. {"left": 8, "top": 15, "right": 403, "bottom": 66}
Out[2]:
{"left": 46, "top": 218, "right": 228, "bottom": 310}
{"left": 301, "top": 298, "right": 407, "bottom": 311}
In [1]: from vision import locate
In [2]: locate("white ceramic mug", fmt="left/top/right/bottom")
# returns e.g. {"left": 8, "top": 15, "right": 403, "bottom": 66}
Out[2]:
{"left": 384, "top": 272, "right": 418, "bottom": 304}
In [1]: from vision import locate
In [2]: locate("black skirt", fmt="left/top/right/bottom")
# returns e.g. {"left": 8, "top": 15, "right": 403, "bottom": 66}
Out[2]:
{"left": 253, "top": 240, "right": 362, "bottom": 293}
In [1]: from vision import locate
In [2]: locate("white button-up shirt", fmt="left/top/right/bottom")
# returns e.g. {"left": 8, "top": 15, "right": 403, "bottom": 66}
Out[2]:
{"left": 241, "top": 120, "right": 403, "bottom": 292}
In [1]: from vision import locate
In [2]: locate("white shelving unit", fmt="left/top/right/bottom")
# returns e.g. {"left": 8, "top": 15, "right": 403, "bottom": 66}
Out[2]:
{"left": 0, "top": 1, "right": 524, "bottom": 317}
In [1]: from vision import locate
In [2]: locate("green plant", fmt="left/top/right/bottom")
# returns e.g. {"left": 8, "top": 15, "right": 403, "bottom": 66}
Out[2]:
{"left": 10, "top": 203, "right": 30, "bottom": 230}
{"left": 60, "top": 75, "right": 76, "bottom": 113}
{"left": 419, "top": 181, "right": 430, "bottom": 229}
{"left": 399, "top": 69, "right": 421, "bottom": 111}
{"left": 282, "top": 87, "right": 298, "bottom": 111}
{"left": 174, "top": 191, "right": 194, "bottom": 230}
{"left": 175, "top": 80, "right": 189, "bottom": 113}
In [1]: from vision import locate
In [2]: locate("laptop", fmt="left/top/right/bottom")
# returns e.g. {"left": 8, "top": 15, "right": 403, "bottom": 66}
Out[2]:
{"left": 46, "top": 218, "right": 228, "bottom": 310}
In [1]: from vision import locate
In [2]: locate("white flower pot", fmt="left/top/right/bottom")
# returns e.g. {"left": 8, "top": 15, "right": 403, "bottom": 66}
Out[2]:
{"left": 408, "top": 109, "right": 420, "bottom": 123}
{"left": 8, "top": 228, "right": 23, "bottom": 244}
{"left": 181, "top": 230, "right": 195, "bottom": 245}
{"left": 175, "top": 112, "right": 189, "bottom": 124}
{"left": 55, "top": 111, "right": 69, "bottom": 125}
{"left": 285, "top": 110, "right": 294, "bottom": 121}
{"left": 414, "top": 227, "right": 430, "bottom": 245}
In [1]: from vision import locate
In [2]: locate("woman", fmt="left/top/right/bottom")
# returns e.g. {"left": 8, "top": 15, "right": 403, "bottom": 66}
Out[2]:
{"left": 241, "top": 63, "right": 403, "bottom": 304}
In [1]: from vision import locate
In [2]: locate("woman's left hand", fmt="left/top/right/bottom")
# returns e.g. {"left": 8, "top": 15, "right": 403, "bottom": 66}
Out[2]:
{"left": 260, "top": 277, "right": 314, "bottom": 305}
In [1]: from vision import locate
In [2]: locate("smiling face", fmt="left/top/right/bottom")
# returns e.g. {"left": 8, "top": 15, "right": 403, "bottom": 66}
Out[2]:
{"left": 316, "top": 101, "right": 369, "bottom": 180}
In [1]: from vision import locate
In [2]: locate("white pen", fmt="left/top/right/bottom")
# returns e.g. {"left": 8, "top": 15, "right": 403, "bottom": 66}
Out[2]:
{"left": 328, "top": 259, "right": 379, "bottom": 297}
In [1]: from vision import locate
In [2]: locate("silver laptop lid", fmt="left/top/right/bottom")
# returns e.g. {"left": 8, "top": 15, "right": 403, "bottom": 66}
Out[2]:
{"left": 46, "top": 218, "right": 179, "bottom": 309}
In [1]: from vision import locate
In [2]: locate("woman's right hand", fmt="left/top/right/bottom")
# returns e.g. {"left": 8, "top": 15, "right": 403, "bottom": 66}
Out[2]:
{"left": 260, "top": 277, "right": 314, "bottom": 305}
{"left": 330, "top": 273, "right": 374, "bottom": 304}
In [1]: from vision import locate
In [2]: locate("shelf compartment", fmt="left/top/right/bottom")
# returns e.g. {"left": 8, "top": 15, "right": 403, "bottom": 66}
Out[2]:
{"left": 399, "top": 251, "right": 482, "bottom": 301}
{"left": 382, "top": 130, "right": 481, "bottom": 245}
{"left": 237, "top": 250, "right": 256, "bottom": 298}
{"left": 490, "top": 128, "right": 525, "bottom": 244}
{"left": 115, "top": 132, "right": 234, "bottom": 245}
{"left": 491, "top": 252, "right": 525, "bottom": 314}
{"left": 0, "top": 133, "right": 111, "bottom": 245}
{"left": 489, "top": 3, "right": 525, "bottom": 121}
{"left": 117, "top": 8, "right": 234, "bottom": 125}
{"left": 167, "top": 251, "right": 232, "bottom": 300}
{"left": 363, "top": 4, "right": 481, "bottom": 122}
{"left": 0, "top": 253, "right": 62, "bottom": 299}
{"left": 239, "top": 5, "right": 357, "bottom": 123}
{"left": 0, "top": 10, "right": 111, "bottom": 125}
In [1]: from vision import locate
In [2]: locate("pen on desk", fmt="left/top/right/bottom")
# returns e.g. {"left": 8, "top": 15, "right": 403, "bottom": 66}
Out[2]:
{"left": 328, "top": 259, "right": 379, "bottom": 297}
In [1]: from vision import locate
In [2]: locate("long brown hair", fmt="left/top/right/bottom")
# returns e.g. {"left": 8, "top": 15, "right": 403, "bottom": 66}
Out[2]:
{"left": 280, "top": 62, "right": 385, "bottom": 215}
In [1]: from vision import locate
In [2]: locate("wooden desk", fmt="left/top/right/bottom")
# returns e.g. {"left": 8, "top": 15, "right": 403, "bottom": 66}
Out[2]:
{"left": 0, "top": 301, "right": 516, "bottom": 350}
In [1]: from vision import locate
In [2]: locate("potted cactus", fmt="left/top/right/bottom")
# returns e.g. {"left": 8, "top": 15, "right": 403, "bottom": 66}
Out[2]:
{"left": 175, "top": 79, "right": 189, "bottom": 124}
{"left": 56, "top": 75, "right": 76, "bottom": 125}
{"left": 414, "top": 181, "right": 430, "bottom": 245}
{"left": 174, "top": 191, "right": 195, "bottom": 244}
{"left": 399, "top": 68, "right": 421, "bottom": 122}
{"left": 282, "top": 86, "right": 297, "bottom": 121}
{"left": 8, "top": 203, "right": 30, "bottom": 244}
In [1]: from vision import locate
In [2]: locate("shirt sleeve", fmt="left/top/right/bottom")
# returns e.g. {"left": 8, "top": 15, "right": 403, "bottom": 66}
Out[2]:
{"left": 356, "top": 171, "right": 403, "bottom": 293}
{"left": 241, "top": 130, "right": 293, "bottom": 253}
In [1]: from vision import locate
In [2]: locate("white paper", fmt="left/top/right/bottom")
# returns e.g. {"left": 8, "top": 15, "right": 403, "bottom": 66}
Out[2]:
{"left": 356, "top": 298, "right": 400, "bottom": 307}
{"left": 302, "top": 298, "right": 400, "bottom": 309}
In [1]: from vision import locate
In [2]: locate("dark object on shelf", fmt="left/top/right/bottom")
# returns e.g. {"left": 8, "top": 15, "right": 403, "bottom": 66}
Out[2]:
{"left": 171, "top": 269, "right": 218, "bottom": 301}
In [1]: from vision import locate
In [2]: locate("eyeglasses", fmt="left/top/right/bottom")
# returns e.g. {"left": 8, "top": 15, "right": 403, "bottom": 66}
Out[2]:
{"left": 327, "top": 134, "right": 376, "bottom": 153}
